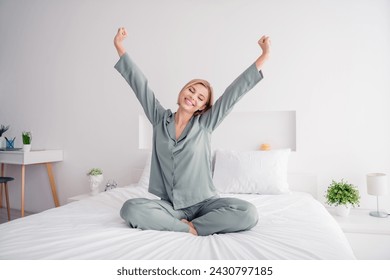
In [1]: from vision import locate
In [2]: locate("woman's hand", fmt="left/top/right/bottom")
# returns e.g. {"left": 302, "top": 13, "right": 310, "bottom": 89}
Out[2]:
{"left": 255, "top": 35, "right": 271, "bottom": 71}
{"left": 258, "top": 35, "right": 270, "bottom": 57}
{"left": 114, "top": 27, "right": 128, "bottom": 57}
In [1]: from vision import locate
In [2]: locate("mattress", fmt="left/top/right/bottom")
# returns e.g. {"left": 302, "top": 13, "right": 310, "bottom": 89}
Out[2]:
{"left": 0, "top": 185, "right": 355, "bottom": 259}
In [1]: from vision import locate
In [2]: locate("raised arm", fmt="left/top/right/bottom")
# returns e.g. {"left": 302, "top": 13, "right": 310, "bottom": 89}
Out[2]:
{"left": 114, "top": 27, "right": 165, "bottom": 125}
{"left": 200, "top": 35, "right": 271, "bottom": 131}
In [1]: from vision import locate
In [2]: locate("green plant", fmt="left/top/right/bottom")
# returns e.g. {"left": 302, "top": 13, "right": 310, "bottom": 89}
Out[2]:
{"left": 325, "top": 179, "right": 360, "bottom": 207}
{"left": 22, "top": 131, "right": 32, "bottom": 144}
{"left": 87, "top": 168, "right": 103, "bottom": 176}
{"left": 0, "top": 125, "right": 10, "bottom": 137}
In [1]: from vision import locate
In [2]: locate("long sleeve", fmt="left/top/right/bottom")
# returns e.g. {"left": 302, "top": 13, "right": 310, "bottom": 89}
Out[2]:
{"left": 200, "top": 63, "right": 263, "bottom": 131}
{"left": 114, "top": 53, "right": 165, "bottom": 126}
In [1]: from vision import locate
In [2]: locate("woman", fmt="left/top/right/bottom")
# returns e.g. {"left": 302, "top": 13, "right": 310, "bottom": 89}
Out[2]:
{"left": 114, "top": 27, "right": 270, "bottom": 236}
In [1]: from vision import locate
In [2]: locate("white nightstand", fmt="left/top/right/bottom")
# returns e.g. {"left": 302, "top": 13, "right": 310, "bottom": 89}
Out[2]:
{"left": 67, "top": 193, "right": 93, "bottom": 203}
{"left": 328, "top": 207, "right": 390, "bottom": 259}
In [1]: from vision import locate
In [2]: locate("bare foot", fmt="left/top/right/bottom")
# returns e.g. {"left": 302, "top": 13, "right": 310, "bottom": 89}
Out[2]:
{"left": 181, "top": 219, "right": 198, "bottom": 236}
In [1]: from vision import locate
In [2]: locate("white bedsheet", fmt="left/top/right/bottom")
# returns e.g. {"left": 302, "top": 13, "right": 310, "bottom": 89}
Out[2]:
{"left": 0, "top": 185, "right": 355, "bottom": 259}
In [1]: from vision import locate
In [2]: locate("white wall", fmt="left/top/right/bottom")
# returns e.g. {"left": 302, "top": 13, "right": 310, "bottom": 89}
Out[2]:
{"left": 0, "top": 0, "right": 389, "bottom": 213}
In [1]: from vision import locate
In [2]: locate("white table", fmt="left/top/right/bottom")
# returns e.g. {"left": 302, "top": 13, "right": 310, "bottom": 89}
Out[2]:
{"left": 0, "top": 149, "right": 63, "bottom": 217}
{"left": 328, "top": 207, "right": 390, "bottom": 259}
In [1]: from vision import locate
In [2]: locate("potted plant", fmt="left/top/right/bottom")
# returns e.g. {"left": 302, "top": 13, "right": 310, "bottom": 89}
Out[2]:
{"left": 0, "top": 125, "right": 10, "bottom": 149}
{"left": 325, "top": 179, "right": 360, "bottom": 217}
{"left": 87, "top": 168, "right": 104, "bottom": 195}
{"left": 22, "top": 131, "right": 32, "bottom": 152}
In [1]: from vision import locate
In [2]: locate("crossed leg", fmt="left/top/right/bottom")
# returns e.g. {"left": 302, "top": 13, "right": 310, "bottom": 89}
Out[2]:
{"left": 120, "top": 197, "right": 258, "bottom": 236}
{"left": 190, "top": 197, "right": 259, "bottom": 236}
{"left": 120, "top": 198, "right": 190, "bottom": 233}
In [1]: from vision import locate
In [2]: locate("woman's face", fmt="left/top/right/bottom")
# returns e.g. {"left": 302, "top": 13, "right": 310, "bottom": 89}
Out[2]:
{"left": 178, "top": 83, "right": 209, "bottom": 114}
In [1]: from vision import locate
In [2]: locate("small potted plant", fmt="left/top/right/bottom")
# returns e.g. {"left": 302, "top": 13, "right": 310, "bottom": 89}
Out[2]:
{"left": 325, "top": 179, "right": 360, "bottom": 217}
{"left": 87, "top": 168, "right": 104, "bottom": 195}
{"left": 0, "top": 125, "right": 10, "bottom": 149}
{"left": 22, "top": 131, "right": 32, "bottom": 152}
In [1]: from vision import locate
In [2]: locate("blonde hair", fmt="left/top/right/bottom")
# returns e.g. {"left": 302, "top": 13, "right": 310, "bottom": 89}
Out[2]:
{"left": 178, "top": 79, "right": 214, "bottom": 116}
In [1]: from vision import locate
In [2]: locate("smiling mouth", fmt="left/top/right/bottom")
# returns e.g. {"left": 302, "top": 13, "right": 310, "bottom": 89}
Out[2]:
{"left": 185, "top": 98, "right": 194, "bottom": 106}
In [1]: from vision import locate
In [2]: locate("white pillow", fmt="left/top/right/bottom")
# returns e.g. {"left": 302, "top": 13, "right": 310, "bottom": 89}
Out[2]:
{"left": 138, "top": 153, "right": 151, "bottom": 188}
{"left": 212, "top": 149, "right": 291, "bottom": 194}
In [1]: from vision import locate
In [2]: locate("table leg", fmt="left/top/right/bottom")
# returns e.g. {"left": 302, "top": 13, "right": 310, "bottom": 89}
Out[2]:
{"left": 46, "top": 163, "right": 60, "bottom": 207}
{"left": 5, "top": 182, "right": 10, "bottom": 221}
{"left": 21, "top": 164, "right": 25, "bottom": 217}
{"left": 0, "top": 163, "right": 3, "bottom": 208}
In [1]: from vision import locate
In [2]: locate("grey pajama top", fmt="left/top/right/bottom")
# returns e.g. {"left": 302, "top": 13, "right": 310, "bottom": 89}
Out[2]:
{"left": 115, "top": 53, "right": 263, "bottom": 209}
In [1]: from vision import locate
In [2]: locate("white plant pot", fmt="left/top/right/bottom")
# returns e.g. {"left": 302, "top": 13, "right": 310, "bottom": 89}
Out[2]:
{"left": 335, "top": 204, "right": 351, "bottom": 217}
{"left": 0, "top": 136, "right": 6, "bottom": 149}
{"left": 89, "top": 174, "right": 104, "bottom": 195}
{"left": 23, "top": 144, "right": 31, "bottom": 152}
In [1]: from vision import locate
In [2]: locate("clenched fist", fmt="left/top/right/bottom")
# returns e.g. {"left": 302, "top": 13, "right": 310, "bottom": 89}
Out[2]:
{"left": 258, "top": 35, "right": 271, "bottom": 56}
{"left": 114, "top": 27, "right": 128, "bottom": 57}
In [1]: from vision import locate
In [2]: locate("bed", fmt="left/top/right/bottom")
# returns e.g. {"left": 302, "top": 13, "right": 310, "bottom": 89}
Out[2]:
{"left": 0, "top": 149, "right": 355, "bottom": 260}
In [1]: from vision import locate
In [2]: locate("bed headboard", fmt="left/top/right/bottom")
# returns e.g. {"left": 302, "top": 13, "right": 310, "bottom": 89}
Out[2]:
{"left": 211, "top": 111, "right": 296, "bottom": 151}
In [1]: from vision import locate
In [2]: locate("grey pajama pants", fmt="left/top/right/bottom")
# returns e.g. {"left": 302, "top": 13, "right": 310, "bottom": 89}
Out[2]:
{"left": 120, "top": 197, "right": 259, "bottom": 236}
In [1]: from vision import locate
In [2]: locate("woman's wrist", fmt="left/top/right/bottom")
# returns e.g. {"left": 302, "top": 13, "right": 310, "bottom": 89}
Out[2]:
{"left": 261, "top": 51, "right": 270, "bottom": 60}
{"left": 255, "top": 53, "right": 269, "bottom": 71}
{"left": 114, "top": 42, "right": 126, "bottom": 57}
